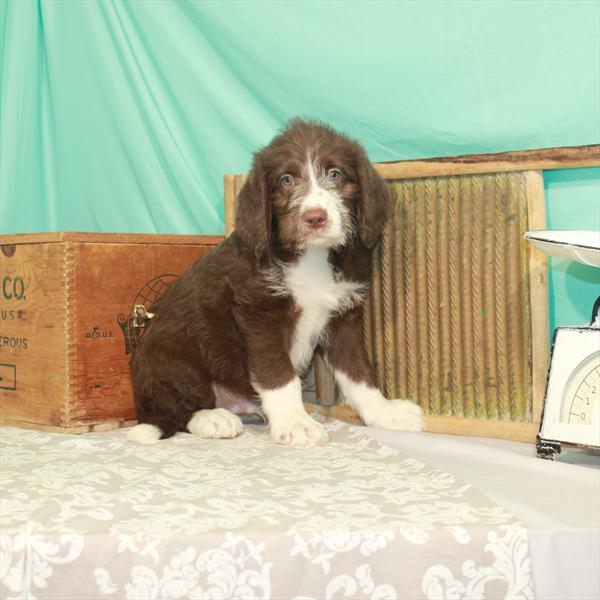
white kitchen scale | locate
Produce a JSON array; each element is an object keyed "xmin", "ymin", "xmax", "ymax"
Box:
[{"xmin": 524, "ymin": 230, "xmax": 600, "ymax": 460}]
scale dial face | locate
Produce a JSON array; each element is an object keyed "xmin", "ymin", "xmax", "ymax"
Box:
[
  {"xmin": 540, "ymin": 327, "xmax": 600, "ymax": 448},
  {"xmin": 560, "ymin": 352, "xmax": 600, "ymax": 425}
]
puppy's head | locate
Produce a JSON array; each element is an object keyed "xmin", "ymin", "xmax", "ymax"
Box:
[{"xmin": 235, "ymin": 119, "xmax": 391, "ymax": 259}]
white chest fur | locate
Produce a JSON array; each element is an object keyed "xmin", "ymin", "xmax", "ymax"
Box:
[{"xmin": 283, "ymin": 248, "xmax": 364, "ymax": 372}]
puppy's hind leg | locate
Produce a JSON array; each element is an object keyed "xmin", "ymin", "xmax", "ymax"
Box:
[
  {"xmin": 186, "ymin": 408, "xmax": 243, "ymax": 439},
  {"xmin": 127, "ymin": 415, "xmax": 178, "ymax": 444},
  {"xmin": 130, "ymin": 325, "xmax": 246, "ymax": 442}
]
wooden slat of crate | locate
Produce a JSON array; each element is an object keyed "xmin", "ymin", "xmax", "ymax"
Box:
[
  {"xmin": 306, "ymin": 404, "xmax": 539, "ymax": 443},
  {"xmin": 0, "ymin": 242, "xmax": 68, "ymax": 427},
  {"xmin": 373, "ymin": 144, "xmax": 600, "ymax": 179},
  {"xmin": 1, "ymin": 232, "xmax": 223, "ymax": 246},
  {"xmin": 525, "ymin": 172, "xmax": 550, "ymax": 426}
]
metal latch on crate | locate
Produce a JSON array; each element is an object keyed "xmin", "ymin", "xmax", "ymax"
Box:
[{"xmin": 132, "ymin": 305, "xmax": 155, "ymax": 328}]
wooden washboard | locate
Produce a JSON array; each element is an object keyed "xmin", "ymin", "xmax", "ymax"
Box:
[{"xmin": 224, "ymin": 145, "xmax": 600, "ymax": 442}]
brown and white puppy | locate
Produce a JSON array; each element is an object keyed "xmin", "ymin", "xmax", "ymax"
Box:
[{"xmin": 128, "ymin": 119, "xmax": 424, "ymax": 447}]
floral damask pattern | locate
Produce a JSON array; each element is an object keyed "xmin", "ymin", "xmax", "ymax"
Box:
[
  {"xmin": 94, "ymin": 534, "xmax": 272, "ymax": 600},
  {"xmin": 0, "ymin": 529, "xmax": 84, "ymax": 599},
  {"xmin": 0, "ymin": 421, "xmax": 534, "ymax": 599},
  {"xmin": 422, "ymin": 525, "xmax": 533, "ymax": 600}
]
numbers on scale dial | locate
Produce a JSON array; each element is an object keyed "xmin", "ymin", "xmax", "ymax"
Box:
[{"xmin": 562, "ymin": 355, "xmax": 600, "ymax": 425}]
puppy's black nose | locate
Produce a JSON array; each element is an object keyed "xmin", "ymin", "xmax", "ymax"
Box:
[{"xmin": 302, "ymin": 208, "xmax": 328, "ymax": 230}]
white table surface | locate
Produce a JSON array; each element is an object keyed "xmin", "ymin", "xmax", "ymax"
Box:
[
  {"xmin": 362, "ymin": 427, "xmax": 600, "ymax": 600},
  {"xmin": 1, "ymin": 422, "xmax": 598, "ymax": 599}
]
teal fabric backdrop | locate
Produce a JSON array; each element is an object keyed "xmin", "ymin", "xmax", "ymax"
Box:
[{"xmin": 1, "ymin": 0, "xmax": 599, "ymax": 331}]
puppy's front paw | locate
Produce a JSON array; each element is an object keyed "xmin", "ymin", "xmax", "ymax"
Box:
[
  {"xmin": 269, "ymin": 411, "xmax": 329, "ymax": 448},
  {"xmin": 362, "ymin": 399, "xmax": 424, "ymax": 432}
]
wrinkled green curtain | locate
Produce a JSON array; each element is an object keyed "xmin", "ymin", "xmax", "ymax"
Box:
[{"xmin": 1, "ymin": 0, "xmax": 599, "ymax": 328}]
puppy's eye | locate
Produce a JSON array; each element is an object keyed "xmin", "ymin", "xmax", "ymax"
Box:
[
  {"xmin": 328, "ymin": 169, "xmax": 342, "ymax": 181},
  {"xmin": 280, "ymin": 174, "xmax": 295, "ymax": 187}
]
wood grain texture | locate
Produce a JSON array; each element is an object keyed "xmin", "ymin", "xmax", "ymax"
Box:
[
  {"xmin": 524, "ymin": 171, "xmax": 550, "ymax": 426},
  {"xmin": 0, "ymin": 243, "xmax": 68, "ymax": 427},
  {"xmin": 308, "ymin": 404, "xmax": 538, "ymax": 443},
  {"xmin": 0, "ymin": 232, "xmax": 223, "ymax": 246},
  {"xmin": 223, "ymin": 174, "xmax": 248, "ymax": 236},
  {"xmin": 0, "ymin": 419, "xmax": 93, "ymax": 434},
  {"xmin": 64, "ymin": 242, "xmax": 79, "ymax": 426},
  {"xmin": 1, "ymin": 236, "xmax": 223, "ymax": 432},
  {"xmin": 223, "ymin": 175, "xmax": 237, "ymax": 237},
  {"xmin": 374, "ymin": 144, "xmax": 600, "ymax": 179},
  {"xmin": 69, "ymin": 241, "xmax": 219, "ymax": 423}
]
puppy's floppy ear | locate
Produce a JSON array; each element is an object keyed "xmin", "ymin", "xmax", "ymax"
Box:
[
  {"xmin": 235, "ymin": 155, "xmax": 271, "ymax": 259},
  {"xmin": 355, "ymin": 147, "xmax": 392, "ymax": 248}
]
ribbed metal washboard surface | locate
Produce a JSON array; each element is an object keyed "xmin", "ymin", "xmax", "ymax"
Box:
[{"xmin": 363, "ymin": 173, "xmax": 533, "ymax": 421}]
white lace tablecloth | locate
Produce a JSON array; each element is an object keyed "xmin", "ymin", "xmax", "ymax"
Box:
[{"xmin": 0, "ymin": 420, "xmax": 533, "ymax": 600}]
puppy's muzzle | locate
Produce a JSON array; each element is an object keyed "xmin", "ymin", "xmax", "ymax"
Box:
[{"xmin": 302, "ymin": 208, "xmax": 329, "ymax": 231}]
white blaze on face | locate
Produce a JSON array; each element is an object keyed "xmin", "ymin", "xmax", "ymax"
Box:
[{"xmin": 298, "ymin": 154, "xmax": 348, "ymax": 248}]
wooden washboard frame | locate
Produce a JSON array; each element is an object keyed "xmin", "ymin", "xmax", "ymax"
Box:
[{"xmin": 224, "ymin": 144, "xmax": 600, "ymax": 442}]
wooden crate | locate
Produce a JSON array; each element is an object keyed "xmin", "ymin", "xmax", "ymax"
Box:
[
  {"xmin": 224, "ymin": 144, "xmax": 600, "ymax": 442},
  {"xmin": 0, "ymin": 232, "xmax": 222, "ymax": 433}
]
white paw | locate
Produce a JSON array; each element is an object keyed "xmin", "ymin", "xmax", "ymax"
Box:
[
  {"xmin": 362, "ymin": 399, "xmax": 424, "ymax": 432},
  {"xmin": 187, "ymin": 408, "xmax": 243, "ymax": 439},
  {"xmin": 127, "ymin": 423, "xmax": 162, "ymax": 444},
  {"xmin": 269, "ymin": 411, "xmax": 329, "ymax": 448}
]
